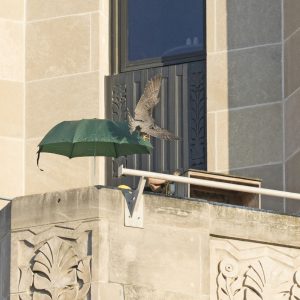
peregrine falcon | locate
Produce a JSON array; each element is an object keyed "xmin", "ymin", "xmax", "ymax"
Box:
[{"xmin": 127, "ymin": 74, "xmax": 179, "ymax": 140}]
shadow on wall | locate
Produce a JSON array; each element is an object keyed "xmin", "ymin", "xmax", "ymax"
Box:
[
  {"xmin": 283, "ymin": 0, "xmax": 300, "ymax": 214},
  {"xmin": 224, "ymin": 0, "xmax": 287, "ymax": 213}
]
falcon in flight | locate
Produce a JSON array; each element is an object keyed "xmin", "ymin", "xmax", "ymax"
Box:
[{"xmin": 127, "ymin": 74, "xmax": 179, "ymax": 141}]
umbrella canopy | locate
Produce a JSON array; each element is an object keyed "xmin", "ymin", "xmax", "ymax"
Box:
[{"xmin": 37, "ymin": 119, "xmax": 152, "ymax": 167}]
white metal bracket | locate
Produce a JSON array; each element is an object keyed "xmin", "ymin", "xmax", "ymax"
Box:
[
  {"xmin": 122, "ymin": 177, "xmax": 146, "ymax": 228},
  {"xmin": 118, "ymin": 165, "xmax": 146, "ymax": 228}
]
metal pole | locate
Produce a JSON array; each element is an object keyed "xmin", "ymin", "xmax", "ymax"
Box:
[{"xmin": 119, "ymin": 165, "xmax": 300, "ymax": 201}]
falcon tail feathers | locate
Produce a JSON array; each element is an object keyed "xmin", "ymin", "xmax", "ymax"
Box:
[{"xmin": 145, "ymin": 125, "xmax": 180, "ymax": 141}]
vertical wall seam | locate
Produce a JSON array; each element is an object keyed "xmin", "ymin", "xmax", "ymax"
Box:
[
  {"xmin": 23, "ymin": 0, "xmax": 27, "ymax": 195},
  {"xmin": 215, "ymin": 112, "xmax": 218, "ymax": 171},
  {"xmin": 281, "ymin": 0, "xmax": 286, "ymax": 212},
  {"xmin": 98, "ymin": 0, "xmax": 110, "ymax": 185},
  {"xmin": 214, "ymin": 0, "xmax": 217, "ymax": 52},
  {"xmin": 89, "ymin": 10, "xmax": 95, "ymax": 186},
  {"xmin": 89, "ymin": 13, "xmax": 92, "ymax": 72}
]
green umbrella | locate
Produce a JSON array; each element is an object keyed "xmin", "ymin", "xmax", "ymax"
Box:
[{"xmin": 37, "ymin": 119, "xmax": 152, "ymax": 168}]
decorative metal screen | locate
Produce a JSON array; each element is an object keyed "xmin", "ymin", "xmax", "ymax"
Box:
[{"xmin": 105, "ymin": 61, "xmax": 206, "ymax": 187}]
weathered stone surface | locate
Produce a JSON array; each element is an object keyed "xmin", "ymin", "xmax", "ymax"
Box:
[
  {"xmin": 124, "ymin": 285, "xmax": 200, "ymax": 300},
  {"xmin": 0, "ymin": 200, "xmax": 9, "ymax": 210},
  {"xmin": 209, "ymin": 204, "xmax": 300, "ymax": 248},
  {"xmin": 0, "ymin": 80, "xmax": 23, "ymax": 138},
  {"xmin": 0, "ymin": 19, "xmax": 24, "ymax": 81},
  {"xmin": 230, "ymin": 163, "xmax": 284, "ymax": 212},
  {"xmin": 284, "ymin": 0, "xmax": 300, "ymax": 38},
  {"xmin": 144, "ymin": 193, "xmax": 209, "ymax": 229},
  {"xmin": 206, "ymin": 0, "xmax": 215, "ymax": 53},
  {"xmin": 0, "ymin": 0, "xmax": 24, "ymax": 20},
  {"xmin": 0, "ymin": 203, "xmax": 11, "ymax": 300},
  {"xmin": 26, "ymin": 15, "xmax": 90, "ymax": 80},
  {"xmin": 27, "ymin": 0, "xmax": 99, "ymax": 20},
  {"xmin": 217, "ymin": 103, "xmax": 283, "ymax": 170},
  {"xmin": 208, "ymin": 45, "xmax": 282, "ymax": 111},
  {"xmin": 285, "ymin": 30, "xmax": 300, "ymax": 97},
  {"xmin": 5, "ymin": 187, "xmax": 300, "ymax": 299},
  {"xmin": 207, "ymin": 112, "xmax": 216, "ymax": 171},
  {"xmin": 228, "ymin": 45, "xmax": 282, "ymax": 108},
  {"xmin": 13, "ymin": 187, "xmax": 124, "ymax": 228},
  {"xmin": 216, "ymin": 0, "xmax": 281, "ymax": 51},
  {"xmin": 285, "ymin": 88, "xmax": 300, "ymax": 158},
  {"xmin": 91, "ymin": 13, "xmax": 99, "ymax": 71},
  {"xmin": 109, "ymin": 223, "xmax": 202, "ymax": 297},
  {"xmin": 91, "ymin": 282, "xmax": 124, "ymax": 300},
  {"xmin": 0, "ymin": 203, "xmax": 10, "ymax": 240},
  {"xmin": 286, "ymin": 150, "xmax": 300, "ymax": 215},
  {"xmin": 26, "ymin": 72, "xmax": 99, "ymax": 139},
  {"xmin": 12, "ymin": 187, "xmax": 99, "ymax": 229},
  {"xmin": 206, "ymin": 52, "xmax": 228, "ymax": 112},
  {"xmin": 0, "ymin": 138, "xmax": 23, "ymax": 198},
  {"xmin": 98, "ymin": 188, "xmax": 124, "ymax": 224},
  {"xmin": 0, "ymin": 233, "xmax": 10, "ymax": 300}
]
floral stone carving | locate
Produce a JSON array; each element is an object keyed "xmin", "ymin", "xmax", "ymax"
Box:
[
  {"xmin": 290, "ymin": 270, "xmax": 300, "ymax": 300},
  {"xmin": 25, "ymin": 237, "xmax": 91, "ymax": 300},
  {"xmin": 217, "ymin": 258, "xmax": 294, "ymax": 300}
]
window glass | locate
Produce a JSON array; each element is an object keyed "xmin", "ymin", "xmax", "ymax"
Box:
[{"xmin": 127, "ymin": 0, "xmax": 204, "ymax": 62}]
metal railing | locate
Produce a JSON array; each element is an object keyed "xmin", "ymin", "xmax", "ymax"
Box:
[{"xmin": 118, "ymin": 165, "xmax": 300, "ymax": 201}]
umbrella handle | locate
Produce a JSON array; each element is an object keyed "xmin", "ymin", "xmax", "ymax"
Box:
[
  {"xmin": 36, "ymin": 149, "xmax": 44, "ymax": 171},
  {"xmin": 93, "ymin": 155, "xmax": 96, "ymax": 185}
]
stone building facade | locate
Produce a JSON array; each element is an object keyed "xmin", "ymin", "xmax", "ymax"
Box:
[
  {"xmin": 0, "ymin": 0, "xmax": 109, "ymax": 198},
  {"xmin": 1, "ymin": 0, "xmax": 299, "ymax": 215},
  {"xmin": 207, "ymin": 0, "xmax": 300, "ymax": 213},
  {"xmin": 1, "ymin": 187, "xmax": 300, "ymax": 299},
  {"xmin": 1, "ymin": 2, "xmax": 300, "ymax": 299}
]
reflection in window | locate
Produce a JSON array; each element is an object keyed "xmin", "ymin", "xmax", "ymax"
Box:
[{"xmin": 127, "ymin": 0, "xmax": 204, "ymax": 62}]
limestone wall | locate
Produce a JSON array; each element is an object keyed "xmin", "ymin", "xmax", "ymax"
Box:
[
  {"xmin": 284, "ymin": 0, "xmax": 300, "ymax": 214},
  {"xmin": 4, "ymin": 187, "xmax": 300, "ymax": 299},
  {"xmin": 0, "ymin": 0, "xmax": 110, "ymax": 198},
  {"xmin": 0, "ymin": 1, "xmax": 25, "ymax": 199},
  {"xmin": 206, "ymin": 0, "xmax": 284, "ymax": 212}
]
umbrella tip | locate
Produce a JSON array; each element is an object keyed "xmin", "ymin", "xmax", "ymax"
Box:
[{"xmin": 118, "ymin": 164, "xmax": 124, "ymax": 178}]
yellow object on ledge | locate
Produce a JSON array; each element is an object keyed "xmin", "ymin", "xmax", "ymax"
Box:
[{"xmin": 118, "ymin": 185, "xmax": 131, "ymax": 190}]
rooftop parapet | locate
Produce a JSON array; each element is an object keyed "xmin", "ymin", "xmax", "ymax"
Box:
[{"xmin": 0, "ymin": 186, "xmax": 297, "ymax": 299}]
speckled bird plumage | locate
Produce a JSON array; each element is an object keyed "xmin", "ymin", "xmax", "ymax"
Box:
[{"xmin": 127, "ymin": 74, "xmax": 179, "ymax": 140}]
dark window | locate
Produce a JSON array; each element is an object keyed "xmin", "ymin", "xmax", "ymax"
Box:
[
  {"xmin": 120, "ymin": 0, "xmax": 205, "ymax": 71},
  {"xmin": 108, "ymin": 0, "xmax": 207, "ymax": 185}
]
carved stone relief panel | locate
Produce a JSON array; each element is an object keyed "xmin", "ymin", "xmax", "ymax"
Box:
[
  {"xmin": 112, "ymin": 83, "xmax": 127, "ymax": 122},
  {"xmin": 188, "ymin": 61, "xmax": 206, "ymax": 170},
  {"xmin": 11, "ymin": 220, "xmax": 101, "ymax": 300},
  {"xmin": 211, "ymin": 237, "xmax": 300, "ymax": 300}
]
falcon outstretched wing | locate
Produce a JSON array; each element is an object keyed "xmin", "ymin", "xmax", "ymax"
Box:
[
  {"xmin": 143, "ymin": 124, "xmax": 180, "ymax": 141},
  {"xmin": 134, "ymin": 74, "xmax": 162, "ymax": 121}
]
